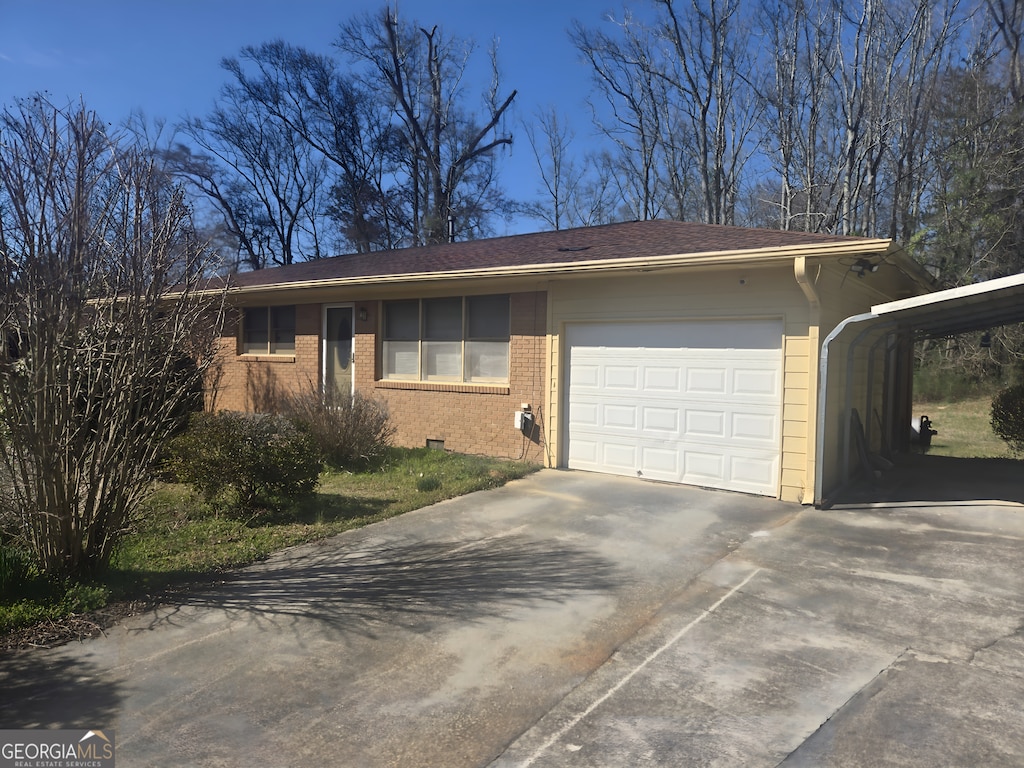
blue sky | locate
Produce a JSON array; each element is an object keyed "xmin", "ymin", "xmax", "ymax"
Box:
[{"xmin": 0, "ymin": 0, "xmax": 612, "ymax": 232}]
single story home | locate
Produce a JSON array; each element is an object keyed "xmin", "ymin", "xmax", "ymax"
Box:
[{"xmin": 206, "ymin": 220, "xmax": 934, "ymax": 504}]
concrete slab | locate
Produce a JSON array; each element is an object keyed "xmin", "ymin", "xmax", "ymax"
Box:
[
  {"xmin": 780, "ymin": 650, "xmax": 1024, "ymax": 767},
  {"xmin": 831, "ymin": 452, "xmax": 1024, "ymax": 506},
  {"xmin": 2, "ymin": 466, "xmax": 1023, "ymax": 767},
  {"xmin": 492, "ymin": 488, "xmax": 1024, "ymax": 768},
  {"xmin": 0, "ymin": 471, "xmax": 793, "ymax": 766}
]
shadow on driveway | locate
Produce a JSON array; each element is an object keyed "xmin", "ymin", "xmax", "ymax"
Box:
[
  {"xmin": 833, "ymin": 453, "xmax": 1024, "ymax": 506},
  {"xmin": 0, "ymin": 653, "xmax": 122, "ymax": 729},
  {"xmin": 137, "ymin": 533, "xmax": 622, "ymax": 638}
]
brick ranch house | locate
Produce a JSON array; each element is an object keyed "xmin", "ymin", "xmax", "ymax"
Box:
[{"xmin": 203, "ymin": 220, "xmax": 932, "ymax": 504}]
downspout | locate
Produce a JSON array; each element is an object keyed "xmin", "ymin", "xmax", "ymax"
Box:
[{"xmin": 794, "ymin": 257, "xmax": 821, "ymax": 505}]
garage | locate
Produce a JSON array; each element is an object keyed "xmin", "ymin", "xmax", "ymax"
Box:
[{"xmin": 565, "ymin": 319, "xmax": 783, "ymax": 496}]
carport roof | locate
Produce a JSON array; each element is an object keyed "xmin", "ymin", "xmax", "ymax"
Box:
[{"xmin": 870, "ymin": 272, "xmax": 1024, "ymax": 338}]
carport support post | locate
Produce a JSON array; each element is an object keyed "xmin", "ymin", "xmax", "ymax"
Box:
[
  {"xmin": 890, "ymin": 330, "xmax": 915, "ymax": 453},
  {"xmin": 880, "ymin": 331, "xmax": 908, "ymax": 459}
]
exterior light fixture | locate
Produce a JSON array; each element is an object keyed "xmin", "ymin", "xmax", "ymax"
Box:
[
  {"xmin": 850, "ymin": 258, "xmax": 879, "ymax": 278},
  {"xmin": 359, "ymin": 307, "xmax": 368, "ymax": 322}
]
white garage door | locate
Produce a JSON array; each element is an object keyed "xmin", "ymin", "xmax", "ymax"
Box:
[{"xmin": 566, "ymin": 319, "xmax": 782, "ymax": 496}]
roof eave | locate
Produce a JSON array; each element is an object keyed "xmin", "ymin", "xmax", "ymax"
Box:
[
  {"xmin": 203, "ymin": 238, "xmax": 894, "ymax": 299},
  {"xmin": 881, "ymin": 241, "xmax": 936, "ymax": 292}
]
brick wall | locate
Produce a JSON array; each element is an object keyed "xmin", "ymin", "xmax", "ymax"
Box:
[
  {"xmin": 362, "ymin": 292, "xmax": 547, "ymax": 463},
  {"xmin": 210, "ymin": 291, "xmax": 548, "ymax": 464},
  {"xmin": 209, "ymin": 304, "xmax": 320, "ymax": 412}
]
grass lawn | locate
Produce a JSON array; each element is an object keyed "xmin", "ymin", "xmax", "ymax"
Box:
[
  {"xmin": 913, "ymin": 396, "xmax": 1013, "ymax": 459},
  {"xmin": 1, "ymin": 448, "xmax": 539, "ymax": 642}
]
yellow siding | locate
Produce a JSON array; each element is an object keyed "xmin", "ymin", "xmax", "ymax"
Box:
[
  {"xmin": 784, "ymin": 337, "xmax": 811, "ymax": 359},
  {"xmin": 781, "ymin": 468, "xmax": 805, "ymax": 492},
  {"xmin": 783, "ymin": 419, "xmax": 807, "ymax": 437},
  {"xmin": 785, "ymin": 367, "xmax": 810, "ymax": 391},
  {"xmin": 783, "ymin": 435, "xmax": 808, "ymax": 456},
  {"xmin": 784, "ymin": 351, "xmax": 810, "ymax": 374},
  {"xmin": 784, "ymin": 387, "xmax": 810, "ymax": 406}
]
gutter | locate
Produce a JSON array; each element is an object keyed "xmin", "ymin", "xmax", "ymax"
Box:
[{"xmin": 178, "ymin": 239, "xmax": 895, "ymax": 301}]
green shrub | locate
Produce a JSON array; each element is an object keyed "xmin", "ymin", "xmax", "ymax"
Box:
[
  {"xmin": 416, "ymin": 475, "xmax": 442, "ymax": 492},
  {"xmin": 992, "ymin": 384, "xmax": 1024, "ymax": 456},
  {"xmin": 283, "ymin": 387, "xmax": 396, "ymax": 471},
  {"xmin": 164, "ymin": 412, "xmax": 322, "ymax": 511},
  {"xmin": 0, "ymin": 579, "xmax": 109, "ymax": 633},
  {"xmin": 1, "ymin": 541, "xmax": 109, "ymax": 632},
  {"xmin": 55, "ymin": 581, "xmax": 109, "ymax": 614},
  {"xmin": 914, "ymin": 364, "xmax": 1004, "ymax": 403}
]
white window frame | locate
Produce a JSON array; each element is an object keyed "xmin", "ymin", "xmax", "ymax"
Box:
[{"xmin": 381, "ymin": 295, "xmax": 510, "ymax": 383}]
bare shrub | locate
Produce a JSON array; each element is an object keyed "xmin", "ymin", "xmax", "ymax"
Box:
[
  {"xmin": 0, "ymin": 98, "xmax": 225, "ymax": 578},
  {"xmin": 283, "ymin": 384, "xmax": 395, "ymax": 471}
]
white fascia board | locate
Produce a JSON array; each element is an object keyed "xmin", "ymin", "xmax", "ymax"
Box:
[
  {"xmin": 217, "ymin": 239, "xmax": 893, "ymax": 299},
  {"xmin": 871, "ymin": 273, "xmax": 1024, "ymax": 315}
]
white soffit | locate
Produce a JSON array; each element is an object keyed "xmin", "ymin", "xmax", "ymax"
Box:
[{"xmin": 871, "ymin": 273, "xmax": 1024, "ymax": 338}]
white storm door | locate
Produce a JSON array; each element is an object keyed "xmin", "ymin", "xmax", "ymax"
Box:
[{"xmin": 323, "ymin": 305, "xmax": 354, "ymax": 398}]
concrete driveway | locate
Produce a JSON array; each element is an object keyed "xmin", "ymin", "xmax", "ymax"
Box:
[{"xmin": 2, "ymin": 466, "xmax": 1024, "ymax": 767}]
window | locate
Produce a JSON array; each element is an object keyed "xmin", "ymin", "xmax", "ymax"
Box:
[
  {"xmin": 382, "ymin": 295, "xmax": 510, "ymax": 382},
  {"xmin": 242, "ymin": 306, "xmax": 295, "ymax": 355}
]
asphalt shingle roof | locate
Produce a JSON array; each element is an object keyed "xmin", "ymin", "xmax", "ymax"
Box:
[{"xmin": 225, "ymin": 220, "xmax": 880, "ymax": 289}]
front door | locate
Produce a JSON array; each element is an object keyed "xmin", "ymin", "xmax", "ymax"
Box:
[{"xmin": 323, "ymin": 305, "xmax": 354, "ymax": 398}]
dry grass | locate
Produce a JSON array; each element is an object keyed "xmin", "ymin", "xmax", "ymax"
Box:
[{"xmin": 913, "ymin": 396, "xmax": 1013, "ymax": 459}]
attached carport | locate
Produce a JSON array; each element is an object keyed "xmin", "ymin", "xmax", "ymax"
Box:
[{"xmin": 815, "ymin": 272, "xmax": 1024, "ymax": 506}]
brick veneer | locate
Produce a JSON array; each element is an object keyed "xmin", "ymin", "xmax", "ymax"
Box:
[
  {"xmin": 209, "ymin": 292, "xmax": 548, "ymax": 464},
  {"xmin": 208, "ymin": 305, "xmax": 321, "ymax": 412}
]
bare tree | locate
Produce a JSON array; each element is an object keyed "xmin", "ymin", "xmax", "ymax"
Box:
[
  {"xmin": 829, "ymin": 0, "xmax": 937, "ymax": 235},
  {"xmin": 523, "ymin": 108, "xmax": 589, "ymax": 230},
  {"xmin": 988, "ymin": 0, "xmax": 1024, "ymax": 100},
  {"xmin": 213, "ymin": 41, "xmax": 401, "ymax": 254},
  {"xmin": 522, "ymin": 107, "xmax": 622, "ymax": 229},
  {"xmin": 571, "ymin": 1, "xmax": 761, "ymax": 225},
  {"xmin": 657, "ymin": 0, "xmax": 764, "ymax": 225},
  {"xmin": 173, "ymin": 68, "xmax": 329, "ymax": 270},
  {"xmin": 756, "ymin": 0, "xmax": 840, "ymax": 231},
  {"xmin": 571, "ymin": 12, "xmax": 669, "ymax": 222},
  {"xmin": 0, "ymin": 98, "xmax": 225, "ymax": 578},
  {"xmin": 885, "ymin": 0, "xmax": 965, "ymax": 241},
  {"xmin": 752, "ymin": 0, "xmax": 966, "ymax": 239},
  {"xmin": 337, "ymin": 7, "xmax": 517, "ymax": 244}
]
